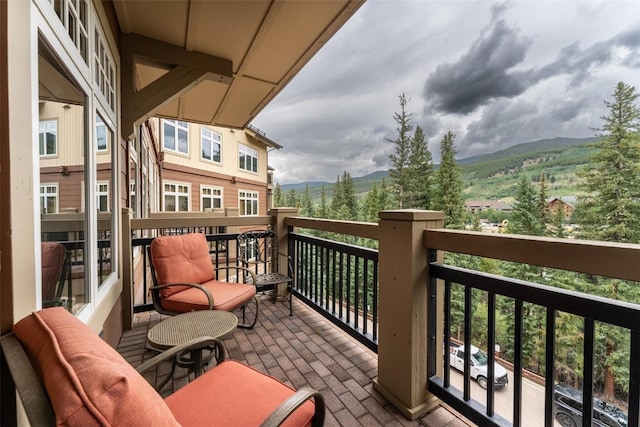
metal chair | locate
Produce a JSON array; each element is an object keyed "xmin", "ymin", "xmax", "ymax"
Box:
[
  {"xmin": 237, "ymin": 229, "xmax": 294, "ymax": 316},
  {"xmin": 148, "ymin": 233, "xmax": 260, "ymax": 329}
]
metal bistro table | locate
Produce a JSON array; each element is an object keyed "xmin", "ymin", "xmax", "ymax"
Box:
[{"xmin": 147, "ymin": 310, "xmax": 238, "ymax": 388}]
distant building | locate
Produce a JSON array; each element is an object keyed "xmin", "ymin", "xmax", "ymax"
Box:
[
  {"xmin": 547, "ymin": 196, "xmax": 576, "ymax": 219},
  {"xmin": 465, "ymin": 200, "xmax": 513, "ymax": 215}
]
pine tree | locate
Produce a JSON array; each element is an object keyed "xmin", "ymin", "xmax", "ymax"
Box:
[
  {"xmin": 318, "ymin": 187, "xmax": 328, "ymax": 219},
  {"xmin": 577, "ymin": 81, "xmax": 640, "ymax": 244},
  {"xmin": 509, "ymin": 174, "xmax": 544, "ymax": 236},
  {"xmin": 551, "ymin": 202, "xmax": 566, "ymax": 238},
  {"xmin": 286, "ymin": 188, "xmax": 298, "ymax": 208},
  {"xmin": 273, "ymin": 183, "xmax": 283, "ymax": 207},
  {"xmin": 537, "ymin": 172, "xmax": 550, "ymax": 234},
  {"xmin": 575, "ymin": 81, "xmax": 640, "ymax": 400},
  {"xmin": 433, "ymin": 131, "xmax": 465, "ymax": 229},
  {"xmin": 300, "ymin": 185, "xmax": 314, "ymax": 217},
  {"xmin": 405, "ymin": 125, "xmax": 434, "ymax": 209},
  {"xmin": 387, "ymin": 93, "xmax": 413, "ymax": 208}
]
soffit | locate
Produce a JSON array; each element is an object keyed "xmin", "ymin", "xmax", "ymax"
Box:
[{"xmin": 113, "ymin": 0, "xmax": 365, "ymax": 132}]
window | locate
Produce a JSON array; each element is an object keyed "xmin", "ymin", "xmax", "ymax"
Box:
[
  {"xmin": 239, "ymin": 190, "xmax": 258, "ymax": 216},
  {"xmin": 39, "ymin": 120, "xmax": 57, "ymax": 156},
  {"xmin": 96, "ymin": 115, "xmax": 107, "ymax": 152},
  {"xmin": 94, "ymin": 29, "xmax": 115, "ymax": 111},
  {"xmin": 239, "ymin": 144, "xmax": 258, "ymax": 173},
  {"xmin": 163, "ymin": 120, "xmax": 189, "ymax": 154},
  {"xmin": 201, "ymin": 186, "xmax": 222, "ymax": 210},
  {"xmin": 96, "ymin": 182, "xmax": 109, "ymax": 212},
  {"xmin": 40, "ymin": 184, "xmax": 58, "ymax": 214},
  {"xmin": 164, "ymin": 182, "xmax": 190, "ymax": 212},
  {"xmin": 52, "ymin": 0, "xmax": 89, "ymax": 62},
  {"xmin": 201, "ymin": 128, "xmax": 222, "ymax": 163}
]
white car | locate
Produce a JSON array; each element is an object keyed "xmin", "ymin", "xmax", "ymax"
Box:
[{"xmin": 450, "ymin": 344, "xmax": 509, "ymax": 389}]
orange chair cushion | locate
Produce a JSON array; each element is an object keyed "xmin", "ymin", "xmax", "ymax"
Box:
[
  {"xmin": 150, "ymin": 233, "xmax": 216, "ymax": 298},
  {"xmin": 165, "ymin": 360, "xmax": 315, "ymax": 427},
  {"xmin": 161, "ymin": 280, "xmax": 257, "ymax": 313},
  {"xmin": 13, "ymin": 307, "xmax": 179, "ymax": 427},
  {"xmin": 41, "ymin": 242, "xmax": 66, "ymax": 300}
]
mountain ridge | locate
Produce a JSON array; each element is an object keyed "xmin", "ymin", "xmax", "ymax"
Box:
[{"xmin": 279, "ymin": 136, "xmax": 601, "ymax": 201}]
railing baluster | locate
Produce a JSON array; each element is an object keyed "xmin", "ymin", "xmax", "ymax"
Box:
[
  {"xmin": 582, "ymin": 318, "xmax": 594, "ymax": 427},
  {"xmin": 630, "ymin": 330, "xmax": 640, "ymax": 427},
  {"xmin": 464, "ymin": 285, "xmax": 472, "ymax": 402},
  {"xmin": 544, "ymin": 307, "xmax": 555, "ymax": 427},
  {"xmin": 487, "ymin": 291, "xmax": 495, "ymax": 417},
  {"xmin": 443, "ymin": 279, "xmax": 451, "ymax": 388},
  {"xmin": 513, "ymin": 299, "xmax": 523, "ymax": 427}
]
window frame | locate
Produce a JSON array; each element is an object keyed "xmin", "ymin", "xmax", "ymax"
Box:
[
  {"xmin": 238, "ymin": 143, "xmax": 258, "ymax": 173},
  {"xmin": 163, "ymin": 119, "xmax": 189, "ymax": 155},
  {"xmin": 239, "ymin": 190, "xmax": 259, "ymax": 216},
  {"xmin": 201, "ymin": 128, "xmax": 222, "ymax": 164},
  {"xmin": 40, "ymin": 183, "xmax": 59, "ymax": 214},
  {"xmin": 164, "ymin": 181, "xmax": 191, "ymax": 212},
  {"xmin": 96, "ymin": 181, "xmax": 109, "ymax": 212},
  {"xmin": 39, "ymin": 119, "xmax": 58, "ymax": 157},
  {"xmin": 201, "ymin": 185, "xmax": 223, "ymax": 211}
]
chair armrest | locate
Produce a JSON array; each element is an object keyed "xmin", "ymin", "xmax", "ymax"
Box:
[
  {"xmin": 149, "ymin": 283, "xmax": 215, "ymax": 309},
  {"xmin": 259, "ymin": 387, "xmax": 326, "ymax": 427},
  {"xmin": 135, "ymin": 336, "xmax": 227, "ymax": 374},
  {"xmin": 213, "ymin": 265, "xmax": 258, "ymax": 286}
]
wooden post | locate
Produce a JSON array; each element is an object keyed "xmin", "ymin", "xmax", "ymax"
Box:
[{"xmin": 373, "ymin": 209, "xmax": 444, "ymax": 419}]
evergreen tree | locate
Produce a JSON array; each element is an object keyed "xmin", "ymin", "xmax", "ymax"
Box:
[
  {"xmin": 286, "ymin": 188, "xmax": 298, "ymax": 208},
  {"xmin": 551, "ymin": 203, "xmax": 566, "ymax": 238},
  {"xmin": 329, "ymin": 172, "xmax": 358, "ymax": 221},
  {"xmin": 405, "ymin": 125, "xmax": 434, "ymax": 209},
  {"xmin": 509, "ymin": 174, "xmax": 544, "ymax": 236},
  {"xmin": 433, "ymin": 131, "xmax": 465, "ymax": 229},
  {"xmin": 575, "ymin": 82, "xmax": 640, "ymax": 400},
  {"xmin": 387, "ymin": 93, "xmax": 414, "ymax": 208},
  {"xmin": 577, "ymin": 81, "xmax": 640, "ymax": 244},
  {"xmin": 318, "ymin": 187, "xmax": 328, "ymax": 219},
  {"xmin": 341, "ymin": 171, "xmax": 358, "ymax": 220},
  {"xmin": 537, "ymin": 172, "xmax": 550, "ymax": 234},
  {"xmin": 362, "ymin": 184, "xmax": 380, "ymax": 223},
  {"xmin": 300, "ymin": 185, "xmax": 314, "ymax": 217},
  {"xmin": 378, "ymin": 179, "xmax": 393, "ymax": 210},
  {"xmin": 273, "ymin": 183, "xmax": 284, "ymax": 207}
]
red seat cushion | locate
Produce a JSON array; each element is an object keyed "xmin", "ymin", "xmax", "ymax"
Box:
[
  {"xmin": 150, "ymin": 233, "xmax": 217, "ymax": 298},
  {"xmin": 162, "ymin": 280, "xmax": 257, "ymax": 312},
  {"xmin": 165, "ymin": 360, "xmax": 315, "ymax": 427},
  {"xmin": 41, "ymin": 242, "xmax": 66, "ymax": 300},
  {"xmin": 13, "ymin": 307, "xmax": 179, "ymax": 427}
]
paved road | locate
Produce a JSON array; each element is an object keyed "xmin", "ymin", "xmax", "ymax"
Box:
[{"xmin": 449, "ymin": 368, "xmax": 561, "ymax": 426}]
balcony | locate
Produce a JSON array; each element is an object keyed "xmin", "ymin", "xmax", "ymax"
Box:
[{"xmin": 115, "ymin": 208, "xmax": 640, "ymax": 426}]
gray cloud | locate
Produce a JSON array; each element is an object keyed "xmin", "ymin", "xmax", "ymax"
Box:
[
  {"xmin": 253, "ymin": 1, "xmax": 640, "ymax": 185},
  {"xmin": 423, "ymin": 8, "xmax": 533, "ymax": 115}
]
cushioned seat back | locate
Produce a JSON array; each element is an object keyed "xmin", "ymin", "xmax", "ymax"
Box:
[
  {"xmin": 150, "ymin": 233, "xmax": 217, "ymax": 298},
  {"xmin": 13, "ymin": 307, "xmax": 179, "ymax": 427},
  {"xmin": 41, "ymin": 242, "xmax": 66, "ymax": 300}
]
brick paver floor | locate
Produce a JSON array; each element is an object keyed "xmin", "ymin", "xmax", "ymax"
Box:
[{"xmin": 116, "ymin": 295, "xmax": 472, "ymax": 427}]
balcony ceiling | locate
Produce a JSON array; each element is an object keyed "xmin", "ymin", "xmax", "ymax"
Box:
[{"xmin": 113, "ymin": 0, "xmax": 364, "ymax": 138}]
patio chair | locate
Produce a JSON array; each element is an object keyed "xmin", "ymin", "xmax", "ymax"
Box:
[
  {"xmin": 237, "ymin": 229, "xmax": 294, "ymax": 315},
  {"xmin": 3, "ymin": 307, "xmax": 326, "ymax": 426},
  {"xmin": 41, "ymin": 242, "xmax": 70, "ymax": 309},
  {"xmin": 149, "ymin": 233, "xmax": 260, "ymax": 329}
]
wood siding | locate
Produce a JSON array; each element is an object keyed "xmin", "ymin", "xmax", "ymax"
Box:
[{"xmin": 161, "ymin": 164, "xmax": 267, "ymax": 214}]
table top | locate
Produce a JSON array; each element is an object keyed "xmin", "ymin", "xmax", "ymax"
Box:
[{"xmin": 147, "ymin": 310, "xmax": 238, "ymax": 350}]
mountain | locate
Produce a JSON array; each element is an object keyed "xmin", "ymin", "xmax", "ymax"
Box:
[{"xmin": 279, "ymin": 136, "xmax": 601, "ymax": 202}]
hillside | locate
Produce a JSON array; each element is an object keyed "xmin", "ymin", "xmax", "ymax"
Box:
[{"xmin": 280, "ymin": 136, "xmax": 601, "ymax": 203}]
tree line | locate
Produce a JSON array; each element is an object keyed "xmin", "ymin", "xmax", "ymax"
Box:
[{"xmin": 274, "ymin": 82, "xmax": 640, "ymax": 403}]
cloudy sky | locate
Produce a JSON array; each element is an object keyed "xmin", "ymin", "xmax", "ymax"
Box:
[{"xmin": 252, "ymin": 0, "xmax": 640, "ymax": 185}]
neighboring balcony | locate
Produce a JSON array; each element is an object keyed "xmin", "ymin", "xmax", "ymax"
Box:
[{"xmin": 114, "ymin": 208, "xmax": 640, "ymax": 426}]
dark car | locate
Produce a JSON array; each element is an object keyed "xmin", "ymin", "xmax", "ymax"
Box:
[{"xmin": 553, "ymin": 383, "xmax": 628, "ymax": 427}]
